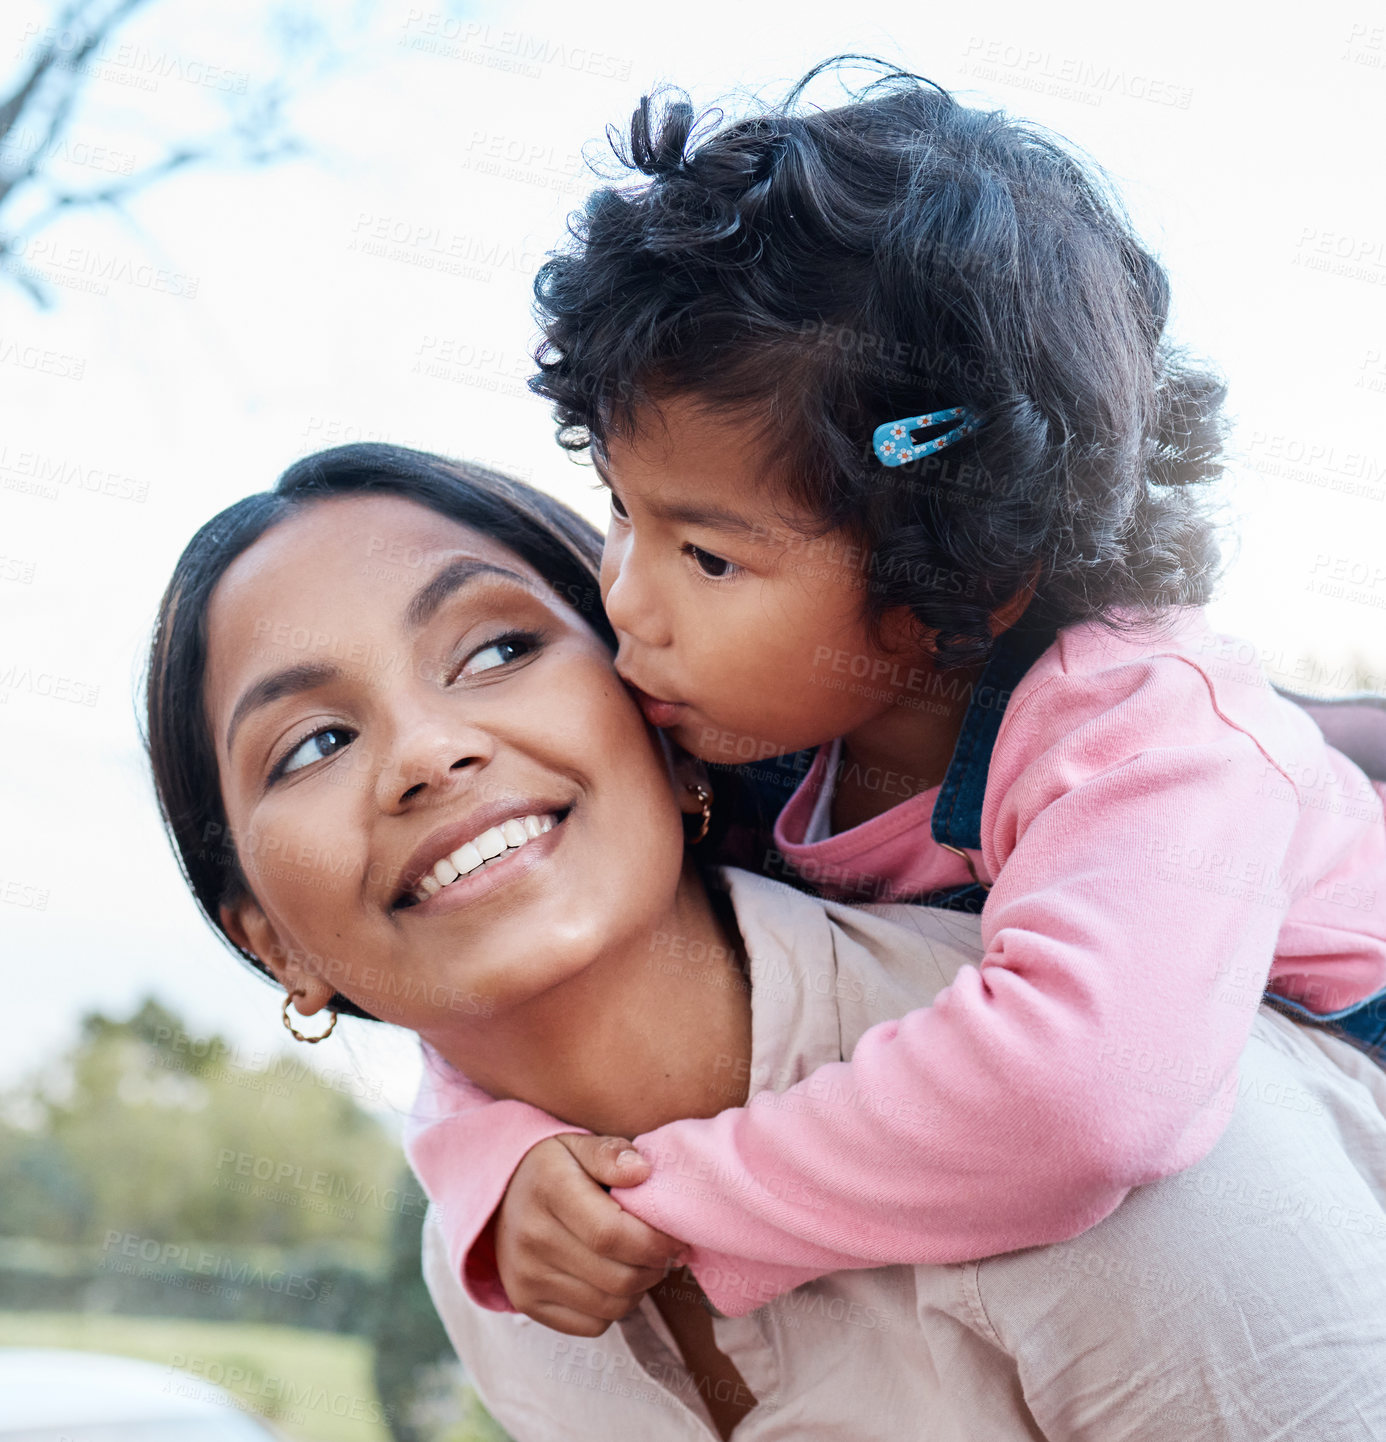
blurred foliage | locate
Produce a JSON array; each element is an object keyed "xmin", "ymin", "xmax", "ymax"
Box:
[
  {"xmin": 0, "ymin": 996, "xmax": 510, "ymax": 1441},
  {"xmin": 0, "ymin": 996, "xmax": 401, "ymax": 1251},
  {"xmin": 372, "ymin": 1165, "xmax": 457, "ymax": 1442},
  {"xmin": 372, "ymin": 1179, "xmax": 511, "ymax": 1442}
]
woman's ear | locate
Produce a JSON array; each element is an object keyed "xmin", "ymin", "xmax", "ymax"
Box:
[
  {"xmin": 668, "ymin": 746, "xmax": 713, "ymax": 821},
  {"xmin": 220, "ymin": 896, "xmax": 336, "ymax": 1015}
]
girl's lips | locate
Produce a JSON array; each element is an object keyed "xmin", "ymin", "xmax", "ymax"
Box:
[
  {"xmin": 629, "ymin": 685, "xmax": 687, "ymax": 729},
  {"xmin": 397, "ymin": 811, "xmax": 568, "ymax": 919}
]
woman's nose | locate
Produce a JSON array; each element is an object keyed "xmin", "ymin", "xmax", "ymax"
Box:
[
  {"xmin": 600, "ymin": 526, "xmax": 671, "ymax": 649},
  {"xmin": 375, "ymin": 707, "xmax": 494, "ymax": 813}
]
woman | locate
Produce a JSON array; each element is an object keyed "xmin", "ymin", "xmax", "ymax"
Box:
[{"xmin": 145, "ymin": 443, "xmax": 1386, "ymax": 1440}]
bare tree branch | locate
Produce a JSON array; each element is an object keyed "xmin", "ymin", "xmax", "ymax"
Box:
[{"xmin": 0, "ymin": 0, "xmax": 323, "ymax": 305}]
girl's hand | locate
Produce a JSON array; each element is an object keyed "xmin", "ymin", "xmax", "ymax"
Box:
[{"xmin": 494, "ymin": 1134, "xmax": 687, "ymax": 1336}]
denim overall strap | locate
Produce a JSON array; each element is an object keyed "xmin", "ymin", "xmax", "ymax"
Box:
[
  {"xmin": 931, "ymin": 617, "xmax": 1059, "ymax": 854},
  {"xmin": 916, "ymin": 615, "xmax": 1058, "ymax": 913},
  {"xmin": 1269, "ymin": 986, "xmax": 1386, "ymax": 1068},
  {"xmin": 1333, "ymin": 994, "xmax": 1386, "ymax": 1062}
]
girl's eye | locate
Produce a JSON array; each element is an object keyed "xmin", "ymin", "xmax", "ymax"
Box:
[
  {"xmin": 274, "ymin": 726, "xmax": 354, "ymax": 781},
  {"xmin": 684, "ymin": 543, "xmax": 738, "ymax": 580},
  {"xmin": 609, "ymin": 492, "xmax": 629, "ymax": 521},
  {"xmin": 459, "ymin": 630, "xmax": 540, "ymax": 677}
]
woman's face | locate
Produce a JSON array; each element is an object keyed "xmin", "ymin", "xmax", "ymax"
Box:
[{"xmin": 204, "ymin": 493, "xmax": 688, "ymax": 1036}]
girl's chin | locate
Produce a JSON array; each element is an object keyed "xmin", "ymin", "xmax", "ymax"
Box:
[{"xmin": 677, "ymin": 718, "xmax": 794, "ymax": 766}]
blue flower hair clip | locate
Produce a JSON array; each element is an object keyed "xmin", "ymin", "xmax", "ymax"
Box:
[{"xmin": 872, "ymin": 407, "xmax": 981, "ymax": 467}]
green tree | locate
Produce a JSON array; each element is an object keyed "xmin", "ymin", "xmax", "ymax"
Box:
[
  {"xmin": 370, "ymin": 1169, "xmax": 511, "ymax": 1442},
  {"xmin": 4, "ymin": 995, "xmax": 403, "ymax": 1254}
]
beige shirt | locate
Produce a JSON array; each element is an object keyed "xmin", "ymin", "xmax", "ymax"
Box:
[{"xmin": 423, "ymin": 869, "xmax": 1386, "ymax": 1440}]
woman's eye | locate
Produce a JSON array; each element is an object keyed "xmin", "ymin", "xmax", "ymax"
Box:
[
  {"xmin": 685, "ymin": 544, "xmax": 737, "ymax": 579},
  {"xmin": 276, "ymin": 726, "xmax": 353, "ymax": 779},
  {"xmin": 460, "ymin": 631, "xmax": 538, "ymax": 676}
]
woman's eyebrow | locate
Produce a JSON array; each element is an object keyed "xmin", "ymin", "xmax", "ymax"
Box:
[
  {"xmin": 225, "ymin": 661, "xmax": 339, "ymax": 753},
  {"xmin": 405, "ymin": 557, "xmax": 528, "ymax": 630}
]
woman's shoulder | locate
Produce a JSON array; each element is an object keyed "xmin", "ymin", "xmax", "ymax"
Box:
[
  {"xmin": 967, "ymin": 1001, "xmax": 1386, "ymax": 1435},
  {"xmin": 714, "ymin": 867, "xmax": 985, "ymax": 1045},
  {"xmin": 716, "ymin": 866, "xmax": 981, "ymax": 951}
]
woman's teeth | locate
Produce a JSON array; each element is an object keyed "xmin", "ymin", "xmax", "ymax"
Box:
[{"xmin": 412, "ymin": 813, "xmax": 556, "ymax": 903}]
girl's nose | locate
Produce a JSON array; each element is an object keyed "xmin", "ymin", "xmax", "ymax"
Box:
[{"xmin": 601, "ymin": 527, "xmax": 671, "ymax": 650}]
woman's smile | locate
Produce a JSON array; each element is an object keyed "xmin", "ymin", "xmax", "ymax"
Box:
[{"xmin": 395, "ymin": 805, "xmax": 571, "ymax": 915}]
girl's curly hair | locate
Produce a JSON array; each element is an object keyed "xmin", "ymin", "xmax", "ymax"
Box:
[{"xmin": 531, "ymin": 56, "xmax": 1227, "ymax": 665}]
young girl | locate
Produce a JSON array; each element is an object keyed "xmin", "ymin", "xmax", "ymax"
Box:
[{"xmin": 404, "ymin": 59, "xmax": 1386, "ymax": 1329}]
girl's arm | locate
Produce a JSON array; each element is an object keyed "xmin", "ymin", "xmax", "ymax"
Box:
[
  {"xmin": 404, "ymin": 1048, "xmax": 683, "ymax": 1319},
  {"xmin": 610, "ymin": 656, "xmax": 1375, "ymax": 1317},
  {"xmin": 403, "ymin": 1048, "xmax": 586, "ymax": 1309}
]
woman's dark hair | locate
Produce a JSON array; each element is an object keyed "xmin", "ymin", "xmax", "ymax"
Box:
[
  {"xmin": 532, "ymin": 55, "xmax": 1227, "ymax": 665},
  {"xmin": 143, "ymin": 443, "xmax": 614, "ymax": 1019}
]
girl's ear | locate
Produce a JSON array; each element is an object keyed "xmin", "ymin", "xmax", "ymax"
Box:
[
  {"xmin": 220, "ymin": 897, "xmax": 336, "ymax": 1015},
  {"xmin": 987, "ymin": 564, "xmax": 1041, "ymax": 636},
  {"xmin": 878, "ymin": 604, "xmax": 939, "ymax": 660}
]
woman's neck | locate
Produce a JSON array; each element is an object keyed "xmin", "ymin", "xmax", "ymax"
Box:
[{"xmin": 422, "ymin": 864, "xmax": 753, "ymax": 1136}]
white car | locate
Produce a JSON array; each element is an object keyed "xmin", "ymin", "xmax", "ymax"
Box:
[{"xmin": 0, "ymin": 1348, "xmax": 283, "ymax": 1441}]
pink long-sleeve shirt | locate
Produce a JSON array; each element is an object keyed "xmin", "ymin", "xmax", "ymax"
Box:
[{"xmin": 404, "ymin": 607, "xmax": 1386, "ymax": 1318}]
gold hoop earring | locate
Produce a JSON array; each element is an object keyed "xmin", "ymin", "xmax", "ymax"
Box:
[
  {"xmin": 282, "ymin": 988, "xmax": 338, "ymax": 1044},
  {"xmin": 684, "ymin": 782, "xmax": 712, "ymax": 846}
]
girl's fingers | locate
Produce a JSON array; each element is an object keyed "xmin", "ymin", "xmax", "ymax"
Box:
[
  {"xmin": 555, "ymin": 1132, "xmax": 652, "ymax": 1188},
  {"xmin": 543, "ymin": 1145, "xmax": 686, "ymax": 1268},
  {"xmin": 534, "ymin": 1272, "xmax": 648, "ymax": 1323},
  {"xmin": 523, "ymin": 1210, "xmax": 670, "ymax": 1296},
  {"xmin": 523, "ymin": 1302, "xmax": 619, "ymax": 1339}
]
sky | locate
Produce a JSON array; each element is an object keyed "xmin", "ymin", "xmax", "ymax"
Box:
[{"xmin": 2, "ymin": 0, "xmax": 1384, "ymax": 1120}]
